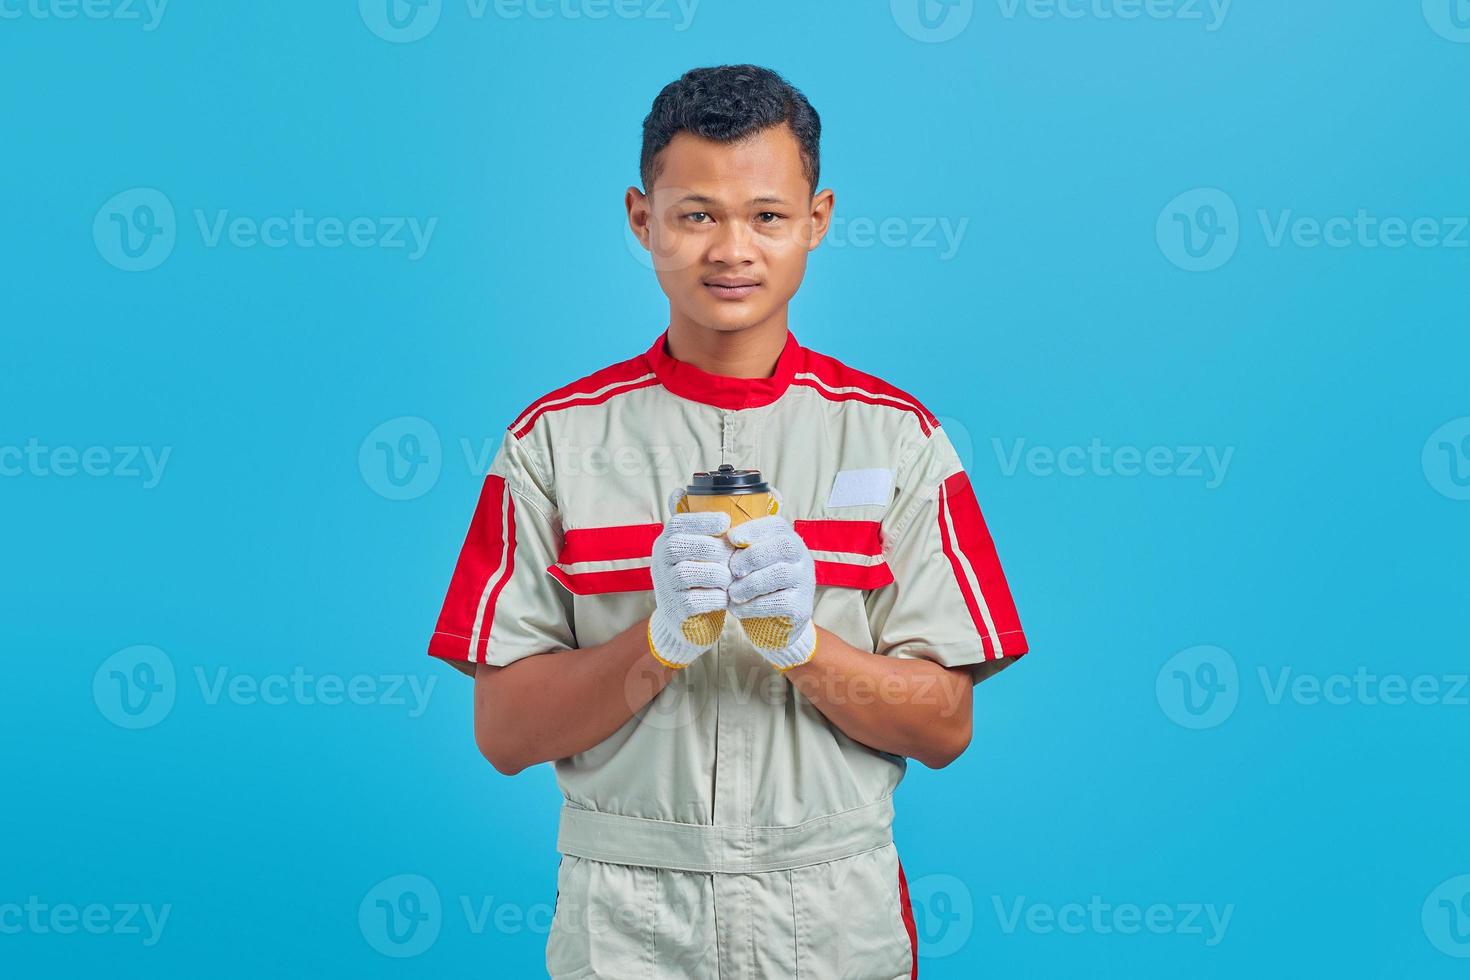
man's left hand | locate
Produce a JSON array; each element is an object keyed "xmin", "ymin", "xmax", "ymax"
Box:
[{"xmin": 726, "ymin": 508, "xmax": 818, "ymax": 672}]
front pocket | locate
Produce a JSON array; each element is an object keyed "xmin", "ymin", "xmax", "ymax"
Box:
[
  {"xmin": 544, "ymin": 856, "xmax": 593, "ymax": 979},
  {"xmin": 545, "ymin": 856, "xmax": 660, "ymax": 980},
  {"xmin": 792, "ymin": 846, "xmax": 915, "ymax": 979}
]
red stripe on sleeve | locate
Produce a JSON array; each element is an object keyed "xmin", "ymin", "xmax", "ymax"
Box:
[
  {"xmin": 936, "ymin": 481, "xmax": 993, "ymax": 657},
  {"xmin": 941, "ymin": 471, "xmax": 1026, "ymax": 657},
  {"xmin": 476, "ymin": 493, "xmax": 518, "ymax": 660},
  {"xmin": 429, "ymin": 475, "xmax": 508, "ymax": 663}
]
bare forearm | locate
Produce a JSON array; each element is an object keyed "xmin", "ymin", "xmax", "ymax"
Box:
[
  {"xmin": 783, "ymin": 626, "xmax": 973, "ymax": 768},
  {"xmin": 473, "ymin": 617, "xmax": 676, "ymax": 774}
]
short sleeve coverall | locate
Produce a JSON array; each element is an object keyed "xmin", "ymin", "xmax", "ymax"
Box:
[{"xmin": 429, "ymin": 328, "xmax": 1029, "ymax": 979}]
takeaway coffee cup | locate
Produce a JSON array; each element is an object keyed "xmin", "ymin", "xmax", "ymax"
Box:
[
  {"xmin": 674, "ymin": 464, "xmax": 782, "ymax": 641},
  {"xmin": 674, "ymin": 463, "xmax": 779, "ymax": 528}
]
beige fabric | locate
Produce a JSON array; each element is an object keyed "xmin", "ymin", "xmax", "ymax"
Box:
[
  {"xmin": 428, "ymin": 328, "xmax": 1029, "ymax": 975},
  {"xmin": 547, "ymin": 844, "xmax": 915, "ymax": 980}
]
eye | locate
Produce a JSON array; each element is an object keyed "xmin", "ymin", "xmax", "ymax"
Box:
[
  {"xmin": 684, "ymin": 211, "xmax": 711, "ymax": 223},
  {"xmin": 756, "ymin": 212, "xmax": 783, "ymax": 224}
]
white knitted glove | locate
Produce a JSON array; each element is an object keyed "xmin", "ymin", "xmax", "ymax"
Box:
[
  {"xmin": 647, "ymin": 487, "xmax": 737, "ymax": 669},
  {"xmin": 726, "ymin": 499, "xmax": 818, "ymax": 672}
]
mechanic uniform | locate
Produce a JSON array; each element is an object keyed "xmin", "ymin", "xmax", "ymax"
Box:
[{"xmin": 428, "ymin": 328, "xmax": 1029, "ymax": 979}]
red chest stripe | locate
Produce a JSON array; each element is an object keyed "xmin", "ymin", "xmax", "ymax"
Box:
[
  {"xmin": 791, "ymin": 519, "xmax": 883, "ymax": 555},
  {"xmin": 811, "ymin": 559, "xmax": 894, "ymax": 589},
  {"xmin": 547, "ymin": 564, "xmax": 653, "ymax": 595},
  {"xmin": 559, "ymin": 523, "xmax": 664, "ymax": 564},
  {"xmin": 550, "ymin": 518, "xmax": 891, "ymax": 593}
]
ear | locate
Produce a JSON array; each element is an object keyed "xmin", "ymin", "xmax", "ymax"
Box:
[
  {"xmin": 626, "ymin": 186, "xmax": 652, "ymax": 250},
  {"xmin": 804, "ymin": 189, "xmax": 835, "ymax": 252}
]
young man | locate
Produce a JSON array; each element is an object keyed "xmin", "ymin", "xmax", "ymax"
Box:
[{"xmin": 428, "ymin": 65, "xmax": 1028, "ymax": 979}]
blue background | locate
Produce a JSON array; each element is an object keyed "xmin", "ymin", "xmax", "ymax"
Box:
[{"xmin": 4, "ymin": 1, "xmax": 1468, "ymax": 976}]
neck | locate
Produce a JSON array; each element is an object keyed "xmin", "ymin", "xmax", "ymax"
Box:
[{"xmin": 665, "ymin": 309, "xmax": 789, "ymax": 379}]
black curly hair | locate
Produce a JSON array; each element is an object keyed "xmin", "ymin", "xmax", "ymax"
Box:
[{"xmin": 639, "ymin": 65, "xmax": 821, "ymax": 196}]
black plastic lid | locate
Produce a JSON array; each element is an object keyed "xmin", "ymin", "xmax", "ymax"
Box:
[{"xmin": 685, "ymin": 464, "xmax": 769, "ymax": 495}]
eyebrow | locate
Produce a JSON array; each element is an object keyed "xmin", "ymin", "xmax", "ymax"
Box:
[{"xmin": 673, "ymin": 194, "xmax": 789, "ymax": 207}]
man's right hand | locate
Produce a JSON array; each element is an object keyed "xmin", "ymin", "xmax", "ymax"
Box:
[{"xmin": 647, "ymin": 487, "xmax": 736, "ymax": 669}]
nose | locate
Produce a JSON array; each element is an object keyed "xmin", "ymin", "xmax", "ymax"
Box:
[{"xmin": 705, "ymin": 218, "xmax": 758, "ymax": 267}]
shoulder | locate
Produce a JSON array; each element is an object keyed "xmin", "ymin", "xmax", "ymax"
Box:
[
  {"xmin": 792, "ymin": 344, "xmax": 942, "ymax": 439},
  {"xmin": 506, "ymin": 350, "xmax": 658, "ymax": 440}
]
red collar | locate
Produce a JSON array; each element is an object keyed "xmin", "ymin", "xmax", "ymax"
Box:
[{"xmin": 643, "ymin": 327, "xmax": 804, "ymax": 410}]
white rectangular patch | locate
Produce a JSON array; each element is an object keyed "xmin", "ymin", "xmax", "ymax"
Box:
[{"xmin": 826, "ymin": 468, "xmax": 895, "ymax": 509}]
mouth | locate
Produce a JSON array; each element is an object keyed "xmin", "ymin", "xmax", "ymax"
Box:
[{"xmin": 703, "ymin": 277, "xmax": 761, "ymax": 301}]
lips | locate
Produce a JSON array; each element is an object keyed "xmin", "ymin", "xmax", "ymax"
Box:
[{"xmin": 703, "ymin": 278, "xmax": 761, "ymax": 300}]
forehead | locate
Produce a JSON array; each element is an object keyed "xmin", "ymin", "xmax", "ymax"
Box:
[{"xmin": 651, "ymin": 124, "xmax": 807, "ymax": 199}]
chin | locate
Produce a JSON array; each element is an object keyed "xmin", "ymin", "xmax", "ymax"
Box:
[{"xmin": 690, "ymin": 302, "xmax": 776, "ymax": 334}]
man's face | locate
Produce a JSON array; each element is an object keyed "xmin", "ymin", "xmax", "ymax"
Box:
[{"xmin": 627, "ymin": 124, "xmax": 833, "ymax": 336}]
